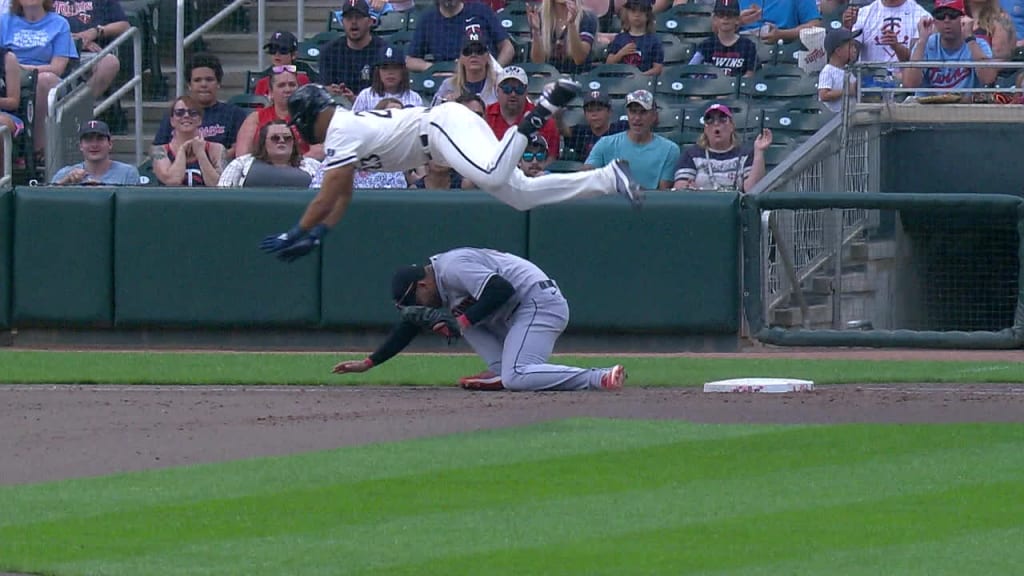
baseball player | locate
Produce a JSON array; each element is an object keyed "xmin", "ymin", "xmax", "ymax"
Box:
[
  {"xmin": 332, "ymin": 247, "xmax": 627, "ymax": 391},
  {"xmin": 259, "ymin": 79, "xmax": 643, "ymax": 262}
]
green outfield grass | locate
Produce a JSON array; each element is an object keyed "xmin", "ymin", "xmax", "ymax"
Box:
[
  {"xmin": 1, "ymin": 419, "xmax": 1022, "ymax": 575},
  {"xmin": 1, "ymin": 350, "xmax": 1023, "ymax": 385}
]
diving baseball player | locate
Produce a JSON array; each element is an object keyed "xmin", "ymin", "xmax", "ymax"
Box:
[
  {"xmin": 332, "ymin": 247, "xmax": 627, "ymax": 391},
  {"xmin": 259, "ymin": 78, "xmax": 643, "ymax": 262}
]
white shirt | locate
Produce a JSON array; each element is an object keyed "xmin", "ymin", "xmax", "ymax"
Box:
[
  {"xmin": 852, "ymin": 0, "xmax": 931, "ymax": 63},
  {"xmin": 321, "ymin": 105, "xmax": 431, "ymax": 173},
  {"xmin": 818, "ymin": 63, "xmax": 850, "ymax": 113}
]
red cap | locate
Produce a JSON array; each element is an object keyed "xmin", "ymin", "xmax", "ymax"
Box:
[
  {"xmin": 932, "ymin": 0, "xmax": 965, "ymax": 15},
  {"xmin": 703, "ymin": 103, "xmax": 733, "ymax": 119}
]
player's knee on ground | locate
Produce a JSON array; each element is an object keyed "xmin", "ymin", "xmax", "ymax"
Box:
[{"xmin": 501, "ymin": 365, "xmax": 536, "ymax": 391}]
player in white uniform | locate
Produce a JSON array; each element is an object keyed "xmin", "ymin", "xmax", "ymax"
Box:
[
  {"xmin": 332, "ymin": 247, "xmax": 627, "ymax": 391},
  {"xmin": 260, "ymin": 81, "xmax": 643, "ymax": 262}
]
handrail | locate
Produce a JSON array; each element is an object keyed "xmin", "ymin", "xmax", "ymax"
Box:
[
  {"xmin": 46, "ymin": 26, "xmax": 145, "ymax": 177},
  {"xmin": 0, "ymin": 125, "xmax": 11, "ymax": 189},
  {"xmin": 745, "ymin": 112, "xmax": 844, "ymax": 197},
  {"xmin": 175, "ymin": 0, "xmax": 253, "ymax": 96},
  {"xmin": 297, "ymin": 0, "xmax": 306, "ymax": 43}
]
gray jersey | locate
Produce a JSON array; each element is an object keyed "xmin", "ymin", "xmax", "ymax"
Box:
[{"xmin": 429, "ymin": 247, "xmax": 548, "ymax": 325}]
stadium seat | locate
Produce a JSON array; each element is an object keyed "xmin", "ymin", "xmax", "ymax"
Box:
[
  {"xmin": 654, "ymin": 103, "xmax": 684, "ymax": 134},
  {"xmin": 387, "ymin": 29, "xmax": 416, "ymax": 52},
  {"xmin": 374, "ymin": 11, "xmax": 411, "ymax": 35},
  {"xmin": 547, "ymin": 159, "xmax": 585, "ymax": 173},
  {"xmin": 11, "ymin": 68, "xmax": 38, "ymax": 184},
  {"xmin": 765, "ymin": 41, "xmax": 803, "ymax": 67},
  {"xmin": 498, "ymin": 12, "xmax": 533, "ymax": 39},
  {"xmin": 410, "ymin": 63, "xmax": 457, "ymax": 100},
  {"xmin": 758, "ymin": 64, "xmax": 808, "ymax": 79},
  {"xmin": 228, "ymin": 94, "xmax": 270, "ymax": 111},
  {"xmin": 659, "ymin": 34, "xmax": 695, "ymax": 66},
  {"xmin": 761, "ymin": 110, "xmax": 832, "ymax": 137},
  {"xmin": 655, "ymin": 11, "xmax": 712, "ymax": 38},
  {"xmin": 136, "ymin": 157, "xmax": 161, "ymax": 186},
  {"xmin": 762, "ymin": 142, "xmax": 795, "ymax": 169},
  {"xmin": 739, "ymin": 74, "xmax": 818, "ymax": 100},
  {"xmin": 575, "ymin": 64, "xmax": 655, "ymax": 99},
  {"xmin": 297, "ymin": 32, "xmax": 343, "ymax": 64},
  {"xmin": 672, "ymin": 2, "xmax": 714, "ymax": 16},
  {"xmin": 245, "ymin": 61, "xmax": 320, "ymax": 94},
  {"xmin": 655, "ymin": 64, "xmax": 738, "ymax": 102}
]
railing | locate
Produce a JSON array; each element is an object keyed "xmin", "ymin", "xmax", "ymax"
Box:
[
  {"xmin": 176, "ymin": 0, "xmax": 267, "ymax": 96},
  {"xmin": 1, "ymin": 125, "xmax": 11, "ymax": 189},
  {"xmin": 46, "ymin": 26, "xmax": 145, "ymax": 181}
]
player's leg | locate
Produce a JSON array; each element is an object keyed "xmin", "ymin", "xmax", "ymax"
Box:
[
  {"xmin": 499, "ymin": 285, "xmax": 620, "ymax": 391},
  {"xmin": 460, "ymin": 325, "xmax": 506, "ymax": 387}
]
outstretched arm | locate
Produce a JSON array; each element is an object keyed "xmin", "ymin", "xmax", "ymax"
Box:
[
  {"xmin": 333, "ymin": 321, "xmax": 420, "ymax": 373},
  {"xmin": 301, "ymin": 163, "xmax": 356, "ymax": 228}
]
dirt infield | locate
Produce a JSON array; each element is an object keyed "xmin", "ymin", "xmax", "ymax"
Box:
[{"xmin": 3, "ymin": 380, "xmax": 1024, "ymax": 486}]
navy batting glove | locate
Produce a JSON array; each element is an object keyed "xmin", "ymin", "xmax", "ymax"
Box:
[
  {"xmin": 260, "ymin": 224, "xmax": 307, "ymax": 255},
  {"xmin": 276, "ymin": 224, "xmax": 329, "ymax": 263}
]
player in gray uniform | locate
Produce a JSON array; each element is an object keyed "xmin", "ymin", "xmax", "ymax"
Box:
[
  {"xmin": 259, "ymin": 80, "xmax": 643, "ymax": 262},
  {"xmin": 332, "ymin": 247, "xmax": 627, "ymax": 391}
]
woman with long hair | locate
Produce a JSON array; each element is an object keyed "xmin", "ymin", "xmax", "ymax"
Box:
[
  {"xmin": 966, "ymin": 0, "xmax": 1016, "ymax": 61},
  {"xmin": 352, "ymin": 46, "xmax": 423, "ymax": 111},
  {"xmin": 528, "ymin": 0, "xmax": 599, "ymax": 74},
  {"xmin": 672, "ymin": 103, "xmax": 771, "ymax": 193},
  {"xmin": 431, "ymin": 37, "xmax": 500, "ymax": 106},
  {"xmin": 153, "ymin": 95, "xmax": 225, "ymax": 187},
  {"xmin": 234, "ymin": 67, "xmax": 323, "ymax": 159},
  {"xmin": 219, "ymin": 120, "xmax": 320, "ymax": 187}
]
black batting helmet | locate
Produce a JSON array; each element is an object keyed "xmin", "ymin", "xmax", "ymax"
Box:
[{"xmin": 288, "ymin": 84, "xmax": 334, "ymax": 145}]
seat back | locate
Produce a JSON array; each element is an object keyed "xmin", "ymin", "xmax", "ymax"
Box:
[
  {"xmin": 655, "ymin": 64, "xmax": 738, "ymax": 101},
  {"xmin": 659, "ymin": 34, "xmax": 695, "ymax": 66},
  {"xmin": 227, "ymin": 94, "xmax": 270, "ymax": 111},
  {"xmin": 739, "ymin": 74, "xmax": 818, "ymax": 99},
  {"xmin": 575, "ymin": 64, "xmax": 655, "ymax": 99},
  {"xmin": 655, "ymin": 11, "xmax": 712, "ymax": 37}
]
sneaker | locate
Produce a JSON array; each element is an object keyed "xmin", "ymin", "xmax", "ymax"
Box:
[
  {"xmin": 458, "ymin": 370, "xmax": 504, "ymax": 391},
  {"xmin": 611, "ymin": 159, "xmax": 644, "ymax": 208},
  {"xmin": 538, "ymin": 78, "xmax": 583, "ymax": 111},
  {"xmin": 599, "ymin": 365, "xmax": 626, "ymax": 390}
]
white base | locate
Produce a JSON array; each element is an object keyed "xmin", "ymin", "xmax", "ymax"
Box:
[{"xmin": 703, "ymin": 377, "xmax": 815, "ymax": 394}]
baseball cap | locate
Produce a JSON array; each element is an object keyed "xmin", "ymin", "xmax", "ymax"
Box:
[
  {"xmin": 498, "ymin": 65, "xmax": 529, "ymax": 86},
  {"xmin": 625, "ymin": 89, "xmax": 654, "ymax": 110},
  {"xmin": 79, "ymin": 119, "xmax": 111, "ymax": 138},
  {"xmin": 376, "ymin": 44, "xmax": 405, "ymax": 66},
  {"xmin": 583, "ymin": 89, "xmax": 611, "ymax": 107},
  {"xmin": 342, "ymin": 0, "xmax": 372, "ymax": 16},
  {"xmin": 703, "ymin": 102, "xmax": 733, "ymax": 119},
  {"xmin": 263, "ymin": 30, "xmax": 298, "ymax": 52},
  {"xmin": 932, "ymin": 0, "xmax": 965, "ymax": 15},
  {"xmin": 463, "ymin": 25, "xmax": 489, "ymax": 49},
  {"xmin": 392, "ymin": 264, "xmax": 426, "ymax": 306},
  {"xmin": 623, "ymin": 0, "xmax": 653, "ymax": 10},
  {"xmin": 824, "ymin": 27, "xmax": 862, "ymax": 57},
  {"xmin": 713, "ymin": 0, "xmax": 740, "ymax": 16},
  {"xmin": 527, "ymin": 134, "xmax": 549, "ymax": 150}
]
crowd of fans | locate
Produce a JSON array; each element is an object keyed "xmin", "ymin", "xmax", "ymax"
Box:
[{"xmin": 5, "ymin": 0, "xmax": 1021, "ymax": 190}]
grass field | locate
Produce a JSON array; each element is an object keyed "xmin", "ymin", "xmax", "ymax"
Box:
[{"xmin": 1, "ymin": 351, "xmax": 1023, "ymax": 575}]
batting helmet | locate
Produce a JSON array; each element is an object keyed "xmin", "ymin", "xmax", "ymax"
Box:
[{"xmin": 288, "ymin": 84, "xmax": 334, "ymax": 145}]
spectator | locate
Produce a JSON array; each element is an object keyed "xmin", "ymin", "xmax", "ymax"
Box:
[
  {"xmin": 234, "ymin": 66, "xmax": 322, "ymax": 159},
  {"xmin": 818, "ymin": 27, "xmax": 861, "ymax": 113},
  {"xmin": 152, "ymin": 95, "xmax": 225, "ymax": 187},
  {"xmin": 528, "ymin": 0, "xmax": 599, "ymax": 74},
  {"xmin": 560, "ymin": 89, "xmax": 627, "ymax": 160},
  {"xmin": 966, "ymin": 0, "xmax": 1016, "ymax": 60},
  {"xmin": 485, "ymin": 66, "xmax": 560, "ymax": 159},
  {"xmin": 0, "ymin": 0, "xmax": 78, "ymax": 159},
  {"xmin": 672, "ymin": 102, "xmax": 771, "ymax": 192},
  {"xmin": 584, "ymin": 89, "xmax": 677, "ymax": 189},
  {"xmin": 319, "ymin": 0, "xmax": 391, "ymax": 102},
  {"xmin": 218, "ymin": 120, "xmax": 320, "ymax": 188},
  {"xmin": 50, "ymin": 120, "xmax": 139, "ymax": 185},
  {"xmin": 354, "ymin": 98, "xmax": 411, "ymax": 188},
  {"xmin": 431, "ymin": 30, "xmax": 500, "ymax": 106},
  {"xmin": 582, "ymin": 0, "xmax": 672, "ymax": 44},
  {"xmin": 738, "ymin": 0, "xmax": 822, "ymax": 44},
  {"xmin": 455, "ymin": 91, "xmax": 487, "ymax": 116},
  {"xmin": 407, "ymin": 0, "xmax": 514, "ymax": 71},
  {"xmin": 352, "ymin": 45, "xmax": 423, "ymax": 111},
  {"xmin": 52, "ymin": 0, "xmax": 128, "ymax": 98},
  {"xmin": 903, "ymin": 0, "xmax": 997, "ymax": 98},
  {"xmin": 606, "ymin": 0, "xmax": 664, "ymax": 76},
  {"xmin": 690, "ymin": 0, "xmax": 759, "ymax": 77},
  {"xmin": 519, "ymin": 134, "xmax": 552, "ymax": 176},
  {"xmin": 0, "ymin": 48, "xmax": 23, "ymax": 170},
  {"xmin": 153, "ymin": 53, "xmax": 248, "ymax": 158},
  {"xmin": 843, "ymin": 0, "xmax": 929, "ymax": 69},
  {"xmin": 253, "ymin": 31, "xmax": 311, "ymax": 97}
]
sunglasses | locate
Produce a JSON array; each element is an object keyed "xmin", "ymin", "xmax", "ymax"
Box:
[
  {"xmin": 500, "ymin": 83, "xmax": 527, "ymax": 95},
  {"xmin": 462, "ymin": 45, "xmax": 487, "ymax": 57},
  {"xmin": 269, "ymin": 133, "xmax": 294, "ymax": 143},
  {"xmin": 704, "ymin": 114, "xmax": 731, "ymax": 125},
  {"xmin": 522, "ymin": 151, "xmax": 547, "ymax": 162},
  {"xmin": 932, "ymin": 10, "xmax": 961, "ymax": 20},
  {"xmin": 172, "ymin": 108, "xmax": 201, "ymax": 118},
  {"xmin": 267, "ymin": 46, "xmax": 293, "ymax": 55},
  {"xmin": 272, "ymin": 64, "xmax": 297, "ymax": 73}
]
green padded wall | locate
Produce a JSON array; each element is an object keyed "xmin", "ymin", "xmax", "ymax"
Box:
[
  {"xmin": 529, "ymin": 192, "xmax": 740, "ymax": 331},
  {"xmin": 115, "ymin": 188, "xmax": 321, "ymax": 326},
  {"xmin": 0, "ymin": 188, "xmax": 10, "ymax": 328},
  {"xmin": 321, "ymin": 190, "xmax": 528, "ymax": 326},
  {"xmin": 13, "ymin": 187, "xmax": 114, "ymax": 326}
]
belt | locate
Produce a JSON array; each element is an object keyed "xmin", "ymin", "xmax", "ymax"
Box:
[{"xmin": 537, "ymin": 280, "xmax": 555, "ymax": 289}]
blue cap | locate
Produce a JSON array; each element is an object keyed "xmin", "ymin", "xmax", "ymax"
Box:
[{"xmin": 376, "ymin": 44, "xmax": 405, "ymax": 66}]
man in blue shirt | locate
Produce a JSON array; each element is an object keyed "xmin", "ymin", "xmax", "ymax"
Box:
[
  {"xmin": 903, "ymin": 0, "xmax": 996, "ymax": 97},
  {"xmin": 406, "ymin": 0, "xmax": 514, "ymax": 71},
  {"xmin": 53, "ymin": 0, "xmax": 129, "ymax": 98},
  {"xmin": 51, "ymin": 120, "xmax": 141, "ymax": 185},
  {"xmin": 583, "ymin": 89, "xmax": 678, "ymax": 190},
  {"xmin": 738, "ymin": 0, "xmax": 822, "ymax": 44}
]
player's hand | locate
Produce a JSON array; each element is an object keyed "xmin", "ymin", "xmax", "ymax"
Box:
[
  {"xmin": 333, "ymin": 358, "xmax": 373, "ymax": 374},
  {"xmin": 261, "ymin": 224, "xmax": 328, "ymax": 262},
  {"xmin": 260, "ymin": 224, "xmax": 307, "ymax": 254}
]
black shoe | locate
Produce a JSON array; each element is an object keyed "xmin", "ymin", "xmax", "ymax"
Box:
[{"xmin": 518, "ymin": 79, "xmax": 582, "ymax": 136}]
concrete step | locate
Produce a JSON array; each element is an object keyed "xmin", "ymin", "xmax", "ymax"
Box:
[
  {"xmin": 771, "ymin": 293, "xmax": 874, "ymax": 329},
  {"xmin": 848, "ymin": 240, "xmax": 897, "ymax": 261},
  {"xmin": 808, "ymin": 269, "xmax": 873, "ymax": 295}
]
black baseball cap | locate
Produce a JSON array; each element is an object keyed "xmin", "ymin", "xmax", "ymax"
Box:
[
  {"xmin": 392, "ymin": 264, "xmax": 426, "ymax": 305},
  {"xmin": 342, "ymin": 0, "xmax": 372, "ymax": 16},
  {"xmin": 583, "ymin": 90, "xmax": 611, "ymax": 107},
  {"xmin": 713, "ymin": 0, "xmax": 740, "ymax": 16},
  {"xmin": 79, "ymin": 119, "xmax": 111, "ymax": 138},
  {"xmin": 825, "ymin": 27, "xmax": 862, "ymax": 57},
  {"xmin": 264, "ymin": 30, "xmax": 298, "ymax": 51}
]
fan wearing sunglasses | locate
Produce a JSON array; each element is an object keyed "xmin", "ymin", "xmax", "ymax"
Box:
[
  {"xmin": 253, "ymin": 30, "xmax": 311, "ymax": 98},
  {"xmin": 519, "ymin": 134, "xmax": 553, "ymax": 177},
  {"xmin": 431, "ymin": 33, "xmax": 501, "ymax": 106},
  {"xmin": 219, "ymin": 120, "xmax": 321, "ymax": 188},
  {"xmin": 234, "ymin": 66, "xmax": 323, "ymax": 160},
  {"xmin": 903, "ymin": 0, "xmax": 996, "ymax": 98},
  {"xmin": 152, "ymin": 95, "xmax": 225, "ymax": 187},
  {"xmin": 484, "ymin": 66, "xmax": 561, "ymax": 161}
]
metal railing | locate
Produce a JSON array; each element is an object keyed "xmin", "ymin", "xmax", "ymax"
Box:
[
  {"xmin": 1, "ymin": 125, "xmax": 11, "ymax": 189},
  {"xmin": 47, "ymin": 26, "xmax": 145, "ymax": 180},
  {"xmin": 175, "ymin": 0, "xmax": 267, "ymax": 96}
]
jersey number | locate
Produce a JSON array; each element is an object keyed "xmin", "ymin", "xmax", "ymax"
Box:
[
  {"xmin": 358, "ymin": 154, "xmax": 383, "ymax": 170},
  {"xmin": 354, "ymin": 110, "xmax": 393, "ymax": 119}
]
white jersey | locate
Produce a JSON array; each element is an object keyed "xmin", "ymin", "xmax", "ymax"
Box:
[
  {"xmin": 852, "ymin": 0, "xmax": 930, "ymax": 64},
  {"xmin": 320, "ymin": 106, "xmax": 431, "ymax": 174},
  {"xmin": 430, "ymin": 247, "xmax": 549, "ymax": 323}
]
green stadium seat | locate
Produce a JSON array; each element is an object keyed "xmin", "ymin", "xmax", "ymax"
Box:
[
  {"xmin": 672, "ymin": 2, "xmax": 714, "ymax": 16},
  {"xmin": 659, "ymin": 34, "xmax": 695, "ymax": 66},
  {"xmin": 758, "ymin": 64, "xmax": 808, "ymax": 79},
  {"xmin": 498, "ymin": 11, "xmax": 533, "ymax": 39},
  {"xmin": 654, "ymin": 103, "xmax": 684, "ymax": 134},
  {"xmin": 297, "ymin": 32, "xmax": 343, "ymax": 64},
  {"xmin": 739, "ymin": 74, "xmax": 818, "ymax": 99},
  {"xmin": 136, "ymin": 157, "xmax": 161, "ymax": 186},
  {"xmin": 575, "ymin": 64, "xmax": 655, "ymax": 99},
  {"xmin": 11, "ymin": 68, "xmax": 38, "ymax": 184},
  {"xmin": 655, "ymin": 64, "xmax": 738, "ymax": 102},
  {"xmin": 547, "ymin": 159, "xmax": 585, "ymax": 173},
  {"xmin": 410, "ymin": 62, "xmax": 457, "ymax": 100},
  {"xmin": 228, "ymin": 94, "xmax": 270, "ymax": 111},
  {"xmin": 764, "ymin": 41, "xmax": 803, "ymax": 67},
  {"xmin": 762, "ymin": 110, "xmax": 832, "ymax": 136},
  {"xmin": 373, "ymin": 11, "xmax": 411, "ymax": 35},
  {"xmin": 655, "ymin": 11, "xmax": 712, "ymax": 38}
]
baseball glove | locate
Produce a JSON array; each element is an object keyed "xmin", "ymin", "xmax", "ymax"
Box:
[{"xmin": 400, "ymin": 306, "xmax": 462, "ymax": 342}]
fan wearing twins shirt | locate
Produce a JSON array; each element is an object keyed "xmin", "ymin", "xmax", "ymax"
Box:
[
  {"xmin": 405, "ymin": 0, "xmax": 514, "ymax": 71},
  {"xmin": 561, "ymin": 90, "xmax": 628, "ymax": 161},
  {"xmin": 605, "ymin": 0, "xmax": 664, "ymax": 75},
  {"xmin": 903, "ymin": 0, "xmax": 997, "ymax": 98},
  {"xmin": 259, "ymin": 82, "xmax": 642, "ymax": 263},
  {"xmin": 689, "ymin": 0, "xmax": 758, "ymax": 77},
  {"xmin": 842, "ymin": 0, "xmax": 930, "ymax": 69},
  {"xmin": 318, "ymin": 0, "xmax": 392, "ymax": 100}
]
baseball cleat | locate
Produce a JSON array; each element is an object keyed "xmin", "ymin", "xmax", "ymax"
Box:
[
  {"xmin": 600, "ymin": 365, "xmax": 626, "ymax": 390},
  {"xmin": 611, "ymin": 159, "xmax": 644, "ymax": 208},
  {"xmin": 459, "ymin": 370, "xmax": 504, "ymax": 391},
  {"xmin": 543, "ymin": 78, "xmax": 583, "ymax": 109}
]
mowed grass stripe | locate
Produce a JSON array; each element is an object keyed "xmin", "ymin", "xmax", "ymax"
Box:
[{"xmin": 2, "ymin": 422, "xmax": 1022, "ymax": 575}]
